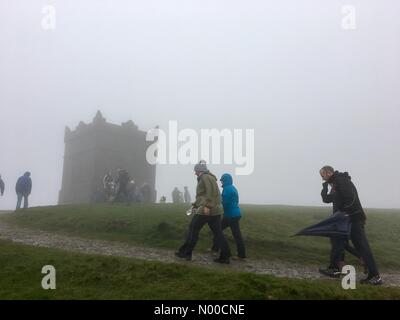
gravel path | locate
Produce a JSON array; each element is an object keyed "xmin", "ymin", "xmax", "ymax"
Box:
[{"xmin": 1, "ymin": 219, "xmax": 399, "ymax": 287}]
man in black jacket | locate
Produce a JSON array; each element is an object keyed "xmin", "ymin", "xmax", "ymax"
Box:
[
  {"xmin": 319, "ymin": 166, "xmax": 382, "ymax": 285},
  {"xmin": 320, "ymin": 181, "xmax": 363, "ymax": 278}
]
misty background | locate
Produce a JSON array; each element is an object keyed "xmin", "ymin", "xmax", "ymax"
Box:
[{"xmin": 0, "ymin": 0, "xmax": 399, "ymax": 210}]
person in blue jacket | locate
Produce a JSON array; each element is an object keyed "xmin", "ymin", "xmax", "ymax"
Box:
[
  {"xmin": 15, "ymin": 171, "xmax": 32, "ymax": 209},
  {"xmin": 211, "ymin": 173, "xmax": 246, "ymax": 259}
]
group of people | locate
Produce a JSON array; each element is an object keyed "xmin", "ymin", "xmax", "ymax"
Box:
[
  {"xmin": 0, "ymin": 172, "xmax": 33, "ymax": 209},
  {"xmin": 99, "ymin": 169, "xmax": 152, "ymax": 204},
  {"xmin": 174, "ymin": 162, "xmax": 382, "ymax": 286},
  {"xmin": 170, "ymin": 186, "xmax": 191, "ymax": 204},
  {"xmin": 1, "ymin": 163, "xmax": 383, "ymax": 286}
]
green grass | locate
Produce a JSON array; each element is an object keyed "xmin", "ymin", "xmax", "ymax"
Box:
[
  {"xmin": 1, "ymin": 204, "xmax": 400, "ymax": 271},
  {"xmin": 1, "ymin": 239, "xmax": 399, "ymax": 300}
]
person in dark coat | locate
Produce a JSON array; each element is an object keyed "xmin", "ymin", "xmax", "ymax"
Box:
[
  {"xmin": 15, "ymin": 171, "xmax": 32, "ymax": 209},
  {"xmin": 319, "ymin": 166, "xmax": 382, "ymax": 285},
  {"xmin": 319, "ymin": 181, "xmax": 363, "ymax": 278},
  {"xmin": 184, "ymin": 186, "xmax": 191, "ymax": 204},
  {"xmin": 0, "ymin": 174, "xmax": 4, "ymax": 196},
  {"xmin": 172, "ymin": 187, "xmax": 183, "ymax": 204},
  {"xmin": 140, "ymin": 183, "xmax": 152, "ymax": 203},
  {"xmin": 113, "ymin": 169, "xmax": 130, "ymax": 203}
]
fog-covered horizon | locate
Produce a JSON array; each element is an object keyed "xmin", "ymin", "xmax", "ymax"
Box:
[{"xmin": 1, "ymin": 0, "xmax": 399, "ymax": 210}]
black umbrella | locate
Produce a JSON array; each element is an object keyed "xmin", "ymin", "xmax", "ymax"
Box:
[{"xmin": 295, "ymin": 211, "xmax": 351, "ymax": 238}]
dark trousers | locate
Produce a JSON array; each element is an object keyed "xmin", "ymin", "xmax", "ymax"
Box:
[
  {"xmin": 350, "ymin": 220, "xmax": 379, "ymax": 277},
  {"xmin": 329, "ymin": 237, "xmax": 360, "ymax": 269},
  {"xmin": 212, "ymin": 216, "xmax": 246, "ymax": 258},
  {"xmin": 16, "ymin": 193, "xmax": 29, "ymax": 209},
  {"xmin": 179, "ymin": 214, "xmax": 231, "ymax": 260}
]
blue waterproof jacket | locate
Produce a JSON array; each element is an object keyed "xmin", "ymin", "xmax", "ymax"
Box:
[{"xmin": 220, "ymin": 173, "xmax": 241, "ymax": 218}]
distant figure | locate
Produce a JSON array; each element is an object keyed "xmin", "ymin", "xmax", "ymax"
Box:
[
  {"xmin": 140, "ymin": 183, "xmax": 152, "ymax": 203},
  {"xmin": 0, "ymin": 174, "xmax": 4, "ymax": 196},
  {"xmin": 172, "ymin": 187, "xmax": 183, "ymax": 204},
  {"xmin": 113, "ymin": 169, "xmax": 130, "ymax": 203},
  {"xmin": 136, "ymin": 189, "xmax": 144, "ymax": 203},
  {"xmin": 159, "ymin": 196, "xmax": 167, "ymax": 204},
  {"xmin": 15, "ymin": 171, "xmax": 32, "ymax": 209},
  {"xmin": 103, "ymin": 171, "xmax": 114, "ymax": 201},
  {"xmin": 128, "ymin": 179, "xmax": 144, "ymax": 202},
  {"xmin": 184, "ymin": 186, "xmax": 191, "ymax": 204},
  {"xmin": 90, "ymin": 187, "xmax": 106, "ymax": 203}
]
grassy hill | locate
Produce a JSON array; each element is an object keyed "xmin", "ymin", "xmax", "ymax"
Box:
[
  {"xmin": 1, "ymin": 239, "xmax": 400, "ymax": 300},
  {"xmin": 2, "ymin": 203, "xmax": 400, "ymax": 271}
]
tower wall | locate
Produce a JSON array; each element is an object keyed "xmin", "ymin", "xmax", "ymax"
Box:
[{"xmin": 58, "ymin": 112, "xmax": 157, "ymax": 204}]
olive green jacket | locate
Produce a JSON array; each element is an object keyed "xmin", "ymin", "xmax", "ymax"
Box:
[{"xmin": 193, "ymin": 172, "xmax": 223, "ymax": 216}]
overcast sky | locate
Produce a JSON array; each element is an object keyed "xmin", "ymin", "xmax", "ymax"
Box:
[{"xmin": 0, "ymin": 0, "xmax": 399, "ymax": 210}]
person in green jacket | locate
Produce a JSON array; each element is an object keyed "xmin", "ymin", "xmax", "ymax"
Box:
[{"xmin": 176, "ymin": 161, "xmax": 231, "ymax": 264}]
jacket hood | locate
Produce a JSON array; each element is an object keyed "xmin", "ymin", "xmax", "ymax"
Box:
[
  {"xmin": 198, "ymin": 171, "xmax": 216, "ymax": 182},
  {"xmin": 220, "ymin": 173, "xmax": 233, "ymax": 187},
  {"xmin": 330, "ymin": 171, "xmax": 351, "ymax": 182}
]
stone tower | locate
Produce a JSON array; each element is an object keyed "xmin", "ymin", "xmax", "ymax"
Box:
[{"xmin": 58, "ymin": 111, "xmax": 156, "ymax": 204}]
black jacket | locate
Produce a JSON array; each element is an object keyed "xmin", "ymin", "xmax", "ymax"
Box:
[{"xmin": 325, "ymin": 171, "xmax": 366, "ymax": 222}]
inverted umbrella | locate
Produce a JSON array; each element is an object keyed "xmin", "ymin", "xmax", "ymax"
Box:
[{"xmin": 295, "ymin": 211, "xmax": 351, "ymax": 238}]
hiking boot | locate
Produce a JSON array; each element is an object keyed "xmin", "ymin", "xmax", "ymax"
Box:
[
  {"xmin": 175, "ymin": 251, "xmax": 192, "ymax": 261},
  {"xmin": 360, "ymin": 275, "xmax": 383, "ymax": 286},
  {"xmin": 214, "ymin": 257, "xmax": 230, "ymax": 264},
  {"xmin": 318, "ymin": 267, "xmax": 341, "ymax": 278},
  {"xmin": 232, "ymin": 256, "xmax": 246, "ymax": 261}
]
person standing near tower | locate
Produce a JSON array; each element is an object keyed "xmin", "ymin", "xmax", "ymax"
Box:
[
  {"xmin": 113, "ymin": 169, "xmax": 130, "ymax": 203},
  {"xmin": 184, "ymin": 186, "xmax": 191, "ymax": 204},
  {"xmin": 103, "ymin": 171, "xmax": 114, "ymax": 201}
]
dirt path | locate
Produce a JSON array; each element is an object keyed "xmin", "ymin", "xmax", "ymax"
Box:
[{"xmin": 1, "ymin": 219, "xmax": 399, "ymax": 287}]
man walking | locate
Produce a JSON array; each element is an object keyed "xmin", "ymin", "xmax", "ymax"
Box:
[
  {"xmin": 176, "ymin": 162, "xmax": 231, "ymax": 264},
  {"xmin": 15, "ymin": 171, "xmax": 32, "ymax": 209},
  {"xmin": 319, "ymin": 180, "xmax": 363, "ymax": 278},
  {"xmin": 319, "ymin": 166, "xmax": 382, "ymax": 285}
]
